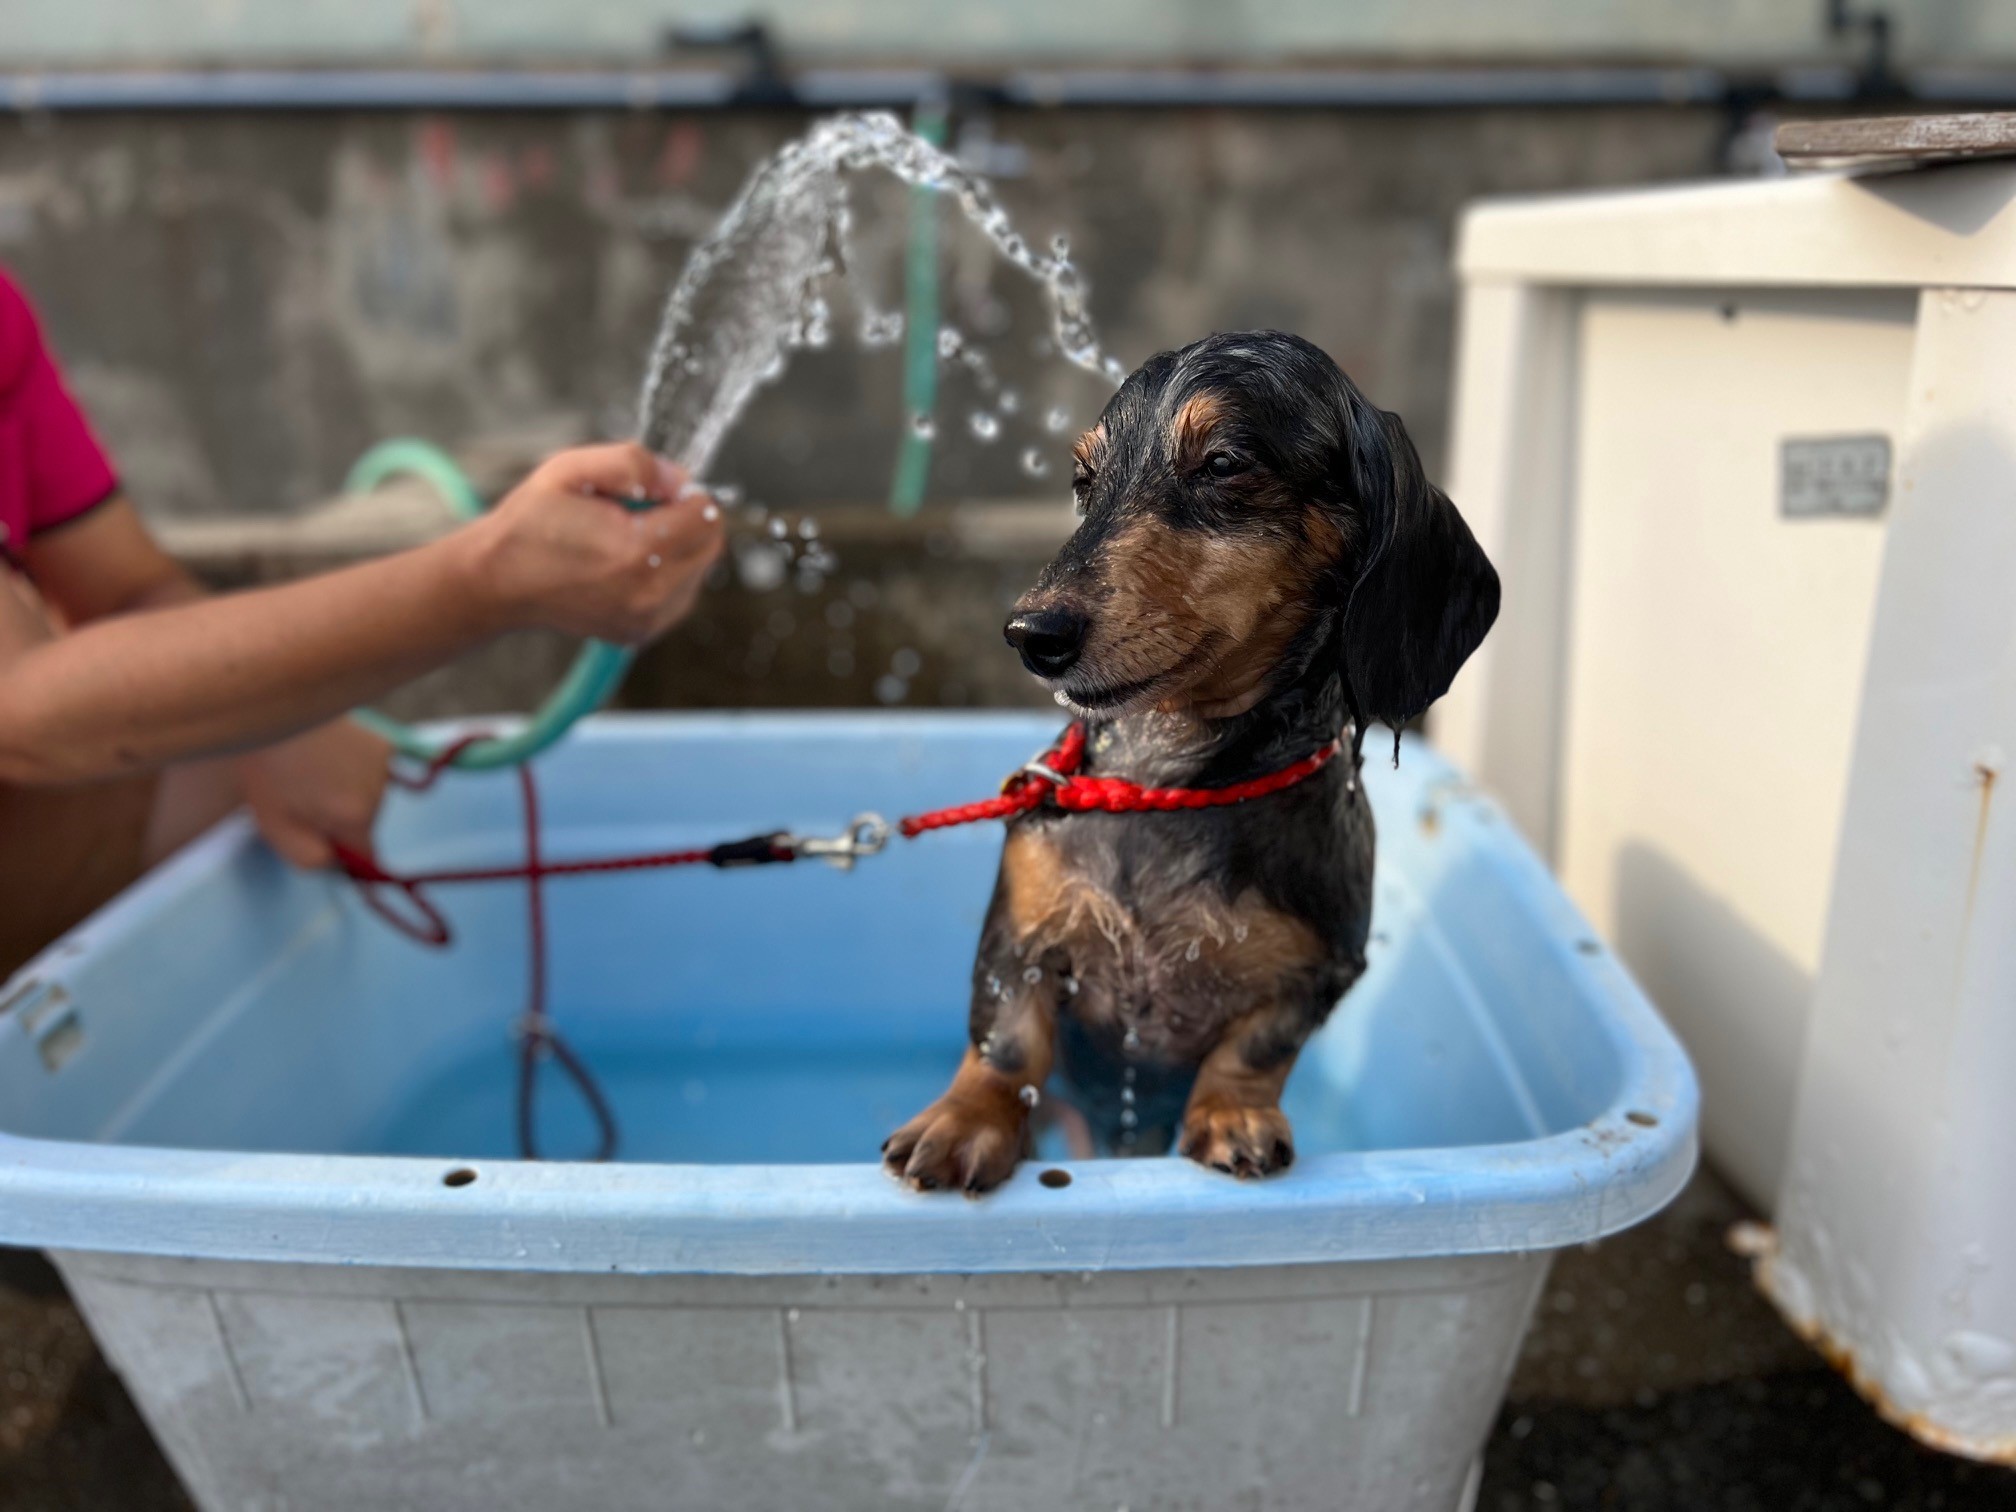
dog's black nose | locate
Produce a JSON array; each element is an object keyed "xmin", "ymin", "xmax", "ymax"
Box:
[{"xmin": 1005, "ymin": 607, "xmax": 1088, "ymax": 678}]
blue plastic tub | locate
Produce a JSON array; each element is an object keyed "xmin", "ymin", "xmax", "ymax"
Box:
[{"xmin": 0, "ymin": 713, "xmax": 1695, "ymax": 1512}]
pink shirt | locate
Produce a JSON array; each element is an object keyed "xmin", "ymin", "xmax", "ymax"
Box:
[{"xmin": 0, "ymin": 267, "xmax": 118, "ymax": 567}]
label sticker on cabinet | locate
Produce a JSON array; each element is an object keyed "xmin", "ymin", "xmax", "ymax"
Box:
[{"xmin": 1781, "ymin": 435, "xmax": 1890, "ymax": 518}]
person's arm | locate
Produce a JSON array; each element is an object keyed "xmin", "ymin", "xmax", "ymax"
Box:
[
  {"xmin": 0, "ymin": 443, "xmax": 722, "ymax": 786},
  {"xmin": 24, "ymin": 494, "xmax": 206, "ymax": 623}
]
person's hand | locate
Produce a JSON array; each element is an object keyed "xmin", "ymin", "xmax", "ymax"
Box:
[
  {"xmin": 235, "ymin": 717, "xmax": 393, "ymax": 870},
  {"xmin": 460, "ymin": 442, "xmax": 726, "ymax": 645}
]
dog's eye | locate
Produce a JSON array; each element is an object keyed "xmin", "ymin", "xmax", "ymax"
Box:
[{"xmin": 1204, "ymin": 451, "xmax": 1247, "ymax": 479}]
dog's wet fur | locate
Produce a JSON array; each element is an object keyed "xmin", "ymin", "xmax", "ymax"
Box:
[{"xmin": 882, "ymin": 331, "xmax": 1499, "ymax": 1193}]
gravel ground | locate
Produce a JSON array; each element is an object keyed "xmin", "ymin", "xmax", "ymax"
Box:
[{"xmin": 3, "ymin": 1167, "xmax": 2012, "ymax": 1511}]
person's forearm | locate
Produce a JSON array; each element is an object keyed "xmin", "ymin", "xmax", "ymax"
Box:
[{"xmin": 0, "ymin": 532, "xmax": 504, "ymax": 784}]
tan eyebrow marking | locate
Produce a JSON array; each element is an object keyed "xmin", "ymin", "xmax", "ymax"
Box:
[
  {"xmin": 1070, "ymin": 425, "xmax": 1108, "ymax": 473},
  {"xmin": 1171, "ymin": 392, "xmax": 1228, "ymax": 466}
]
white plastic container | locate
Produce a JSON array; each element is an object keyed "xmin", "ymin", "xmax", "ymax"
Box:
[
  {"xmin": 1438, "ymin": 160, "xmax": 2016, "ymax": 1462},
  {"xmin": 0, "ymin": 715, "xmax": 1695, "ymax": 1511}
]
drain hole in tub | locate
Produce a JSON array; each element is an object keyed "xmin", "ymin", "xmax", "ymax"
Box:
[
  {"xmin": 1625, "ymin": 1111, "xmax": 1658, "ymax": 1128},
  {"xmin": 443, "ymin": 1168, "xmax": 479, "ymax": 1188},
  {"xmin": 1039, "ymin": 1168, "xmax": 1073, "ymax": 1189},
  {"xmin": 1575, "ymin": 939, "xmax": 1602, "ymax": 955}
]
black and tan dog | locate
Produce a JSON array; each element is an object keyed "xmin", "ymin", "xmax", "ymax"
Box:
[{"xmin": 883, "ymin": 331, "xmax": 1498, "ymax": 1193}]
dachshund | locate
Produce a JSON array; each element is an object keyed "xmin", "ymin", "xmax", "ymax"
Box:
[{"xmin": 882, "ymin": 331, "xmax": 1499, "ymax": 1193}]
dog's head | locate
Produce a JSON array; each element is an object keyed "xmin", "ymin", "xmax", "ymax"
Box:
[{"xmin": 1006, "ymin": 330, "xmax": 1498, "ymax": 732}]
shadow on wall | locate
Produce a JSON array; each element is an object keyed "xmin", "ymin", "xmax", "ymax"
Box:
[{"xmin": 1610, "ymin": 842, "xmax": 1811, "ymax": 1212}]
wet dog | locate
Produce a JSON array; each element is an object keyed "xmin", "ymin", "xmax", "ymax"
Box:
[{"xmin": 883, "ymin": 331, "xmax": 1498, "ymax": 1192}]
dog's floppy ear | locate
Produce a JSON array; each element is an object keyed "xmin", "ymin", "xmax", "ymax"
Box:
[{"xmin": 1338, "ymin": 403, "xmax": 1499, "ymax": 742}]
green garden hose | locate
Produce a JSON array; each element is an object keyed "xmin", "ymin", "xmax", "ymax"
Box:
[
  {"xmin": 344, "ymin": 438, "xmax": 638, "ymax": 772},
  {"xmin": 887, "ymin": 101, "xmax": 946, "ymax": 518}
]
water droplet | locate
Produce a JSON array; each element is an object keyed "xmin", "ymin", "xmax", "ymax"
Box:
[
  {"xmin": 1019, "ymin": 1084, "xmax": 1041, "ymax": 1108},
  {"xmin": 714, "ymin": 484, "xmax": 744, "ymax": 508},
  {"xmin": 1120, "ymin": 1086, "xmax": 1135, "ymax": 1104},
  {"xmin": 1233, "ymin": 921, "xmax": 1250, "ymax": 943},
  {"xmin": 767, "ymin": 517, "xmax": 789, "ymax": 539},
  {"xmin": 937, "ymin": 327, "xmax": 963, "ymax": 359},
  {"xmin": 1050, "ymin": 232, "xmax": 1071, "ymax": 260},
  {"xmin": 1023, "ymin": 966, "xmax": 1042, "ymax": 984},
  {"xmin": 874, "ymin": 673, "xmax": 907, "ymax": 704},
  {"xmin": 1063, "ymin": 977, "xmax": 1079, "ymax": 995},
  {"xmin": 910, "ymin": 412, "xmax": 936, "ymax": 440},
  {"xmin": 969, "ymin": 411, "xmax": 1000, "ymax": 442},
  {"xmin": 891, "ymin": 647, "xmax": 922, "ymax": 678},
  {"xmin": 1101, "ymin": 355, "xmax": 1127, "ymax": 385},
  {"xmin": 987, "ymin": 975, "xmax": 1003, "ymax": 997},
  {"xmin": 1123, "ymin": 1027, "xmax": 1141, "ymax": 1053},
  {"xmin": 997, "ymin": 389, "xmax": 1021, "ymax": 414},
  {"xmin": 1021, "ymin": 447, "xmax": 1050, "ymax": 478},
  {"xmin": 1120, "ymin": 1108, "xmax": 1138, "ymax": 1129},
  {"xmin": 733, "ymin": 541, "xmax": 787, "ymax": 592},
  {"xmin": 860, "ymin": 309, "xmax": 904, "ymax": 346},
  {"xmin": 1185, "ymin": 939, "xmax": 1201, "ymax": 963},
  {"xmin": 1046, "ymin": 406, "xmax": 1071, "ymax": 433},
  {"xmin": 647, "ymin": 553, "xmax": 662, "ymax": 568}
]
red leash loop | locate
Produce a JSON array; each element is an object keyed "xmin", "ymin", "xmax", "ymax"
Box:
[
  {"xmin": 331, "ymin": 842, "xmax": 454, "ymax": 947},
  {"xmin": 894, "ymin": 721, "xmax": 1341, "ymax": 835}
]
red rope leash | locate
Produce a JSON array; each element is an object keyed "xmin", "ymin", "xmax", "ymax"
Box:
[{"xmin": 334, "ymin": 721, "xmax": 1344, "ymax": 941}]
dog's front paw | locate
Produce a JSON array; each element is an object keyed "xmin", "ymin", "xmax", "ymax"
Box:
[
  {"xmin": 1179, "ymin": 1096, "xmax": 1295, "ymax": 1179},
  {"xmin": 882, "ymin": 1092, "xmax": 1026, "ymax": 1196}
]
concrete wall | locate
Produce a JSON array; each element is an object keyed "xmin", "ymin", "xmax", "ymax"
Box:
[{"xmin": 0, "ymin": 105, "xmax": 1724, "ymax": 523}]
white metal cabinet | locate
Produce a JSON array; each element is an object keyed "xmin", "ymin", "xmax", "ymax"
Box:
[{"xmin": 1437, "ymin": 161, "xmax": 2016, "ymax": 1464}]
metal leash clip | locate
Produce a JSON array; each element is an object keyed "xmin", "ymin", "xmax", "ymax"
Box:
[
  {"xmin": 1020, "ymin": 756, "xmax": 1070, "ymax": 787},
  {"xmin": 783, "ymin": 812, "xmax": 891, "ymax": 871}
]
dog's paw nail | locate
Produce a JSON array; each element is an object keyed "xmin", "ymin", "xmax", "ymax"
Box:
[
  {"xmin": 915, "ymin": 1174, "xmax": 938, "ymax": 1191},
  {"xmin": 1273, "ymin": 1140, "xmax": 1294, "ymax": 1169},
  {"xmin": 1211, "ymin": 1160, "xmax": 1234, "ymax": 1175}
]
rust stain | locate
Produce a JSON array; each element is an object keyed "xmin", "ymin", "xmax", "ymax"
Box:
[
  {"xmin": 1964, "ymin": 760, "xmax": 1996, "ymax": 927},
  {"xmin": 1741, "ymin": 1224, "xmax": 2016, "ymax": 1469},
  {"xmin": 1953, "ymin": 759, "xmax": 1997, "ymax": 1004}
]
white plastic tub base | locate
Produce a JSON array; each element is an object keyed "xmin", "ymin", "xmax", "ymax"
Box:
[{"xmin": 59, "ymin": 1249, "xmax": 1541, "ymax": 1512}]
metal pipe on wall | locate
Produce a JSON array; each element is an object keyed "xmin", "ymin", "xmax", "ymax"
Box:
[{"xmin": 1, "ymin": 63, "xmax": 1998, "ymax": 116}]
